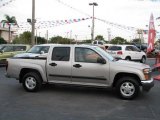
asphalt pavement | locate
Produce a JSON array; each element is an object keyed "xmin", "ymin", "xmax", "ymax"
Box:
[{"xmin": 0, "ymin": 58, "xmax": 160, "ymax": 120}]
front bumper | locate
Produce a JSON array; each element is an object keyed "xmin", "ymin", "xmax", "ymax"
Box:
[{"xmin": 141, "ymin": 79, "xmax": 154, "ymax": 92}]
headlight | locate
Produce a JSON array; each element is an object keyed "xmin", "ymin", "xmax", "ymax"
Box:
[
  {"xmin": 143, "ymin": 68, "xmax": 151, "ymax": 80},
  {"xmin": 143, "ymin": 68, "xmax": 151, "ymax": 74}
]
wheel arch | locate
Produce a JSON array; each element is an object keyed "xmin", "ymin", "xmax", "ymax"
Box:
[
  {"xmin": 112, "ymin": 72, "xmax": 142, "ymax": 87},
  {"xmin": 125, "ymin": 56, "xmax": 131, "ymax": 60},
  {"xmin": 19, "ymin": 68, "xmax": 43, "ymax": 83}
]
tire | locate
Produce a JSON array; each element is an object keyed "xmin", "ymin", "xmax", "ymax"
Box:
[
  {"xmin": 115, "ymin": 77, "xmax": 140, "ymax": 100},
  {"xmin": 22, "ymin": 72, "xmax": 42, "ymax": 92},
  {"xmin": 125, "ymin": 56, "xmax": 131, "ymax": 61},
  {"xmin": 140, "ymin": 56, "xmax": 146, "ymax": 63}
]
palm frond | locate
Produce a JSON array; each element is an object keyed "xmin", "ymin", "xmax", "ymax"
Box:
[
  {"xmin": 1, "ymin": 20, "xmax": 7, "ymax": 23},
  {"xmin": 1, "ymin": 14, "xmax": 18, "ymax": 26}
]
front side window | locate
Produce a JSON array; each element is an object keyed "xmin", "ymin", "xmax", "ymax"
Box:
[
  {"xmin": 75, "ymin": 47, "xmax": 101, "ymax": 63},
  {"xmin": 132, "ymin": 46, "xmax": 140, "ymax": 52},
  {"xmin": 126, "ymin": 46, "xmax": 133, "ymax": 51},
  {"xmin": 52, "ymin": 47, "xmax": 70, "ymax": 61}
]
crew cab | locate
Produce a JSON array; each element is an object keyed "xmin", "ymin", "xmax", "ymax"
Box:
[{"xmin": 6, "ymin": 44, "xmax": 154, "ymax": 99}]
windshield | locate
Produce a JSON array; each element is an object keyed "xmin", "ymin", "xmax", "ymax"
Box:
[
  {"xmin": 0, "ymin": 46, "xmax": 3, "ymax": 51},
  {"xmin": 27, "ymin": 46, "xmax": 50, "ymax": 54},
  {"xmin": 108, "ymin": 46, "xmax": 122, "ymax": 51},
  {"xmin": 94, "ymin": 47, "xmax": 114, "ymax": 61},
  {"xmin": 0, "ymin": 46, "xmax": 5, "ymax": 51}
]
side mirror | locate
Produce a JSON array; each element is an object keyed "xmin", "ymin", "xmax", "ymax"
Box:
[
  {"xmin": 40, "ymin": 51, "xmax": 45, "ymax": 54},
  {"xmin": 97, "ymin": 57, "xmax": 106, "ymax": 64}
]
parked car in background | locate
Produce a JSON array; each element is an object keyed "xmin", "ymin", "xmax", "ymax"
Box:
[
  {"xmin": 131, "ymin": 43, "xmax": 147, "ymax": 52},
  {"xmin": 104, "ymin": 44, "xmax": 113, "ymax": 50},
  {"xmin": 0, "ymin": 45, "xmax": 4, "ymax": 50},
  {"xmin": 92, "ymin": 40, "xmax": 105, "ymax": 45},
  {"xmin": 106, "ymin": 45, "xmax": 146, "ymax": 63},
  {"xmin": 0, "ymin": 44, "xmax": 30, "ymax": 65},
  {"xmin": 14, "ymin": 44, "xmax": 52, "ymax": 58}
]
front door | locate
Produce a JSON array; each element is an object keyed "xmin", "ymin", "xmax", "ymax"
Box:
[
  {"xmin": 47, "ymin": 47, "xmax": 72, "ymax": 83},
  {"xmin": 72, "ymin": 47, "xmax": 109, "ymax": 85}
]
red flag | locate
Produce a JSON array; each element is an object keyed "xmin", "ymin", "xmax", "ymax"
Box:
[{"xmin": 147, "ymin": 13, "xmax": 156, "ymax": 53}]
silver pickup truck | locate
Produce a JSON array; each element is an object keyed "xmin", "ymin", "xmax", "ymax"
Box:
[{"xmin": 6, "ymin": 44, "xmax": 154, "ymax": 99}]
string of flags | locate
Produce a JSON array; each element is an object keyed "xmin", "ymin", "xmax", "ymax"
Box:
[
  {"xmin": 0, "ymin": 0, "xmax": 16, "ymax": 8},
  {"xmin": 0, "ymin": 17, "xmax": 92, "ymax": 31},
  {"xmin": 95, "ymin": 17, "xmax": 137, "ymax": 32},
  {"xmin": 0, "ymin": 16, "xmax": 157, "ymax": 35}
]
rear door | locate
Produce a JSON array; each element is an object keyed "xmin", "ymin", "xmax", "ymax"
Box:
[
  {"xmin": 125, "ymin": 46, "xmax": 137, "ymax": 60},
  {"xmin": 47, "ymin": 46, "xmax": 72, "ymax": 83},
  {"xmin": 132, "ymin": 46, "xmax": 142, "ymax": 60}
]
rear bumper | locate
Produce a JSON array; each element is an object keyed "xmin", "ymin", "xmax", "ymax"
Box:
[{"xmin": 141, "ymin": 79, "xmax": 154, "ymax": 92}]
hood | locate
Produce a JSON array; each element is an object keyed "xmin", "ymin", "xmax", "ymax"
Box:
[
  {"xmin": 113, "ymin": 60, "xmax": 150, "ymax": 70},
  {"xmin": 14, "ymin": 53, "xmax": 40, "ymax": 57}
]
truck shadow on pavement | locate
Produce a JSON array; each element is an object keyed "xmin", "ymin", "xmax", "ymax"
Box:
[{"xmin": 40, "ymin": 83, "xmax": 150, "ymax": 101}]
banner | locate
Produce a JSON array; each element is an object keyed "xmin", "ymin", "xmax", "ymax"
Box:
[
  {"xmin": 12, "ymin": 17, "xmax": 91, "ymax": 30},
  {"xmin": 147, "ymin": 13, "xmax": 156, "ymax": 53}
]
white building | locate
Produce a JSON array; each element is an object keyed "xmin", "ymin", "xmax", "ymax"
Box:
[{"xmin": 0, "ymin": 27, "xmax": 17, "ymax": 43}]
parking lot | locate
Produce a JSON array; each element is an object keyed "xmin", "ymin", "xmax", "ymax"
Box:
[{"xmin": 0, "ymin": 59, "xmax": 160, "ymax": 120}]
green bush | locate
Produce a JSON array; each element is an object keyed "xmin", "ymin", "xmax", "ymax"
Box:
[{"xmin": 0, "ymin": 37, "xmax": 7, "ymax": 44}]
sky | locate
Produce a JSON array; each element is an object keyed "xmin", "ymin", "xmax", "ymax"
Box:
[{"xmin": 1, "ymin": 0, "xmax": 160, "ymax": 42}]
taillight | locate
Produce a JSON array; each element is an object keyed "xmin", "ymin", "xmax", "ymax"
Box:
[
  {"xmin": 6, "ymin": 61, "xmax": 8, "ymax": 71},
  {"xmin": 117, "ymin": 51, "xmax": 123, "ymax": 55}
]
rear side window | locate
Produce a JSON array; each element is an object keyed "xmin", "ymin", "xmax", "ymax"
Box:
[
  {"xmin": 108, "ymin": 46, "xmax": 122, "ymax": 51},
  {"xmin": 125, "ymin": 46, "xmax": 133, "ymax": 51},
  {"xmin": 93, "ymin": 41, "xmax": 97, "ymax": 44},
  {"xmin": 52, "ymin": 47, "xmax": 70, "ymax": 61},
  {"xmin": 98, "ymin": 41, "xmax": 103, "ymax": 45},
  {"xmin": 14, "ymin": 46, "xmax": 27, "ymax": 51},
  {"xmin": 2, "ymin": 46, "xmax": 14, "ymax": 52}
]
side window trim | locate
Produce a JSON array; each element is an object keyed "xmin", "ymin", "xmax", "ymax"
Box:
[
  {"xmin": 52, "ymin": 47, "xmax": 70, "ymax": 61},
  {"xmin": 75, "ymin": 47, "xmax": 102, "ymax": 63}
]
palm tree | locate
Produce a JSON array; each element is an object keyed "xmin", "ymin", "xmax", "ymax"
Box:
[{"xmin": 1, "ymin": 14, "xmax": 17, "ymax": 43}]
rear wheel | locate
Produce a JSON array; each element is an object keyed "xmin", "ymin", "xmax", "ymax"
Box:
[
  {"xmin": 115, "ymin": 77, "xmax": 140, "ymax": 100},
  {"xmin": 125, "ymin": 56, "xmax": 131, "ymax": 61},
  {"xmin": 22, "ymin": 72, "xmax": 42, "ymax": 92}
]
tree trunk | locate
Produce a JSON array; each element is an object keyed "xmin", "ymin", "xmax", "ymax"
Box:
[{"xmin": 8, "ymin": 24, "xmax": 11, "ymax": 43}]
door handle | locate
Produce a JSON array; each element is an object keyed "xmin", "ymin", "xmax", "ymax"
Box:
[
  {"xmin": 49, "ymin": 63, "xmax": 57, "ymax": 66},
  {"xmin": 73, "ymin": 64, "xmax": 82, "ymax": 68}
]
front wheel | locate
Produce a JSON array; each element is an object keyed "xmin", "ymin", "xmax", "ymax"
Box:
[
  {"xmin": 140, "ymin": 56, "xmax": 146, "ymax": 63},
  {"xmin": 22, "ymin": 72, "xmax": 42, "ymax": 92},
  {"xmin": 115, "ymin": 77, "xmax": 140, "ymax": 100}
]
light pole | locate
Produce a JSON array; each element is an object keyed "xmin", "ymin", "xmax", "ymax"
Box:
[
  {"xmin": 89, "ymin": 2, "xmax": 98, "ymax": 42},
  {"xmin": 31, "ymin": 0, "xmax": 35, "ymax": 46}
]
